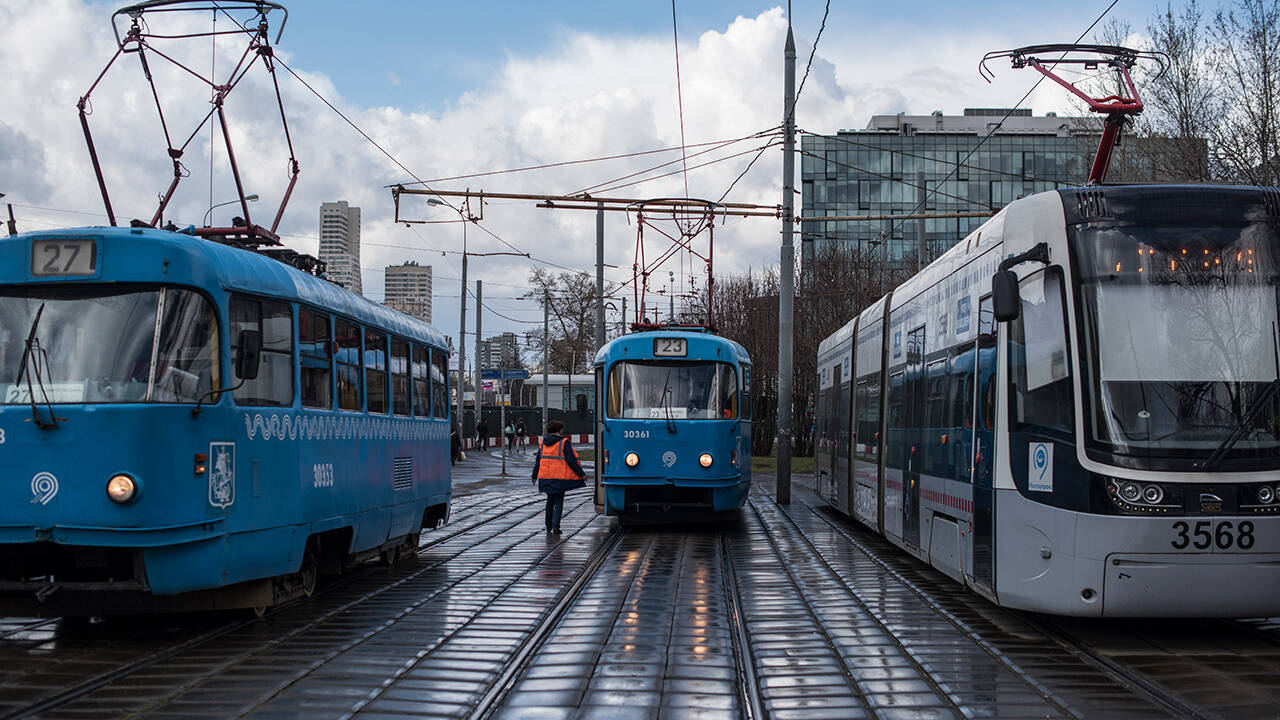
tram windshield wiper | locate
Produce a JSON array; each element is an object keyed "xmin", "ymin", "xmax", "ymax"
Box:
[
  {"xmin": 662, "ymin": 370, "xmax": 676, "ymax": 434},
  {"xmin": 1203, "ymin": 324, "xmax": 1280, "ymax": 471},
  {"xmin": 16, "ymin": 303, "xmax": 60, "ymax": 430}
]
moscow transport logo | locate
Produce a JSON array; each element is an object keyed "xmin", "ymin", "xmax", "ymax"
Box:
[{"xmin": 208, "ymin": 442, "xmax": 236, "ymax": 508}]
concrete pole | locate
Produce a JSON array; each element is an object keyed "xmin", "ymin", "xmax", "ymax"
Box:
[
  {"xmin": 596, "ymin": 202, "xmax": 605, "ymax": 352},
  {"xmin": 776, "ymin": 26, "xmax": 796, "ymax": 505},
  {"xmin": 542, "ymin": 291, "xmax": 549, "ymax": 435},
  {"xmin": 456, "ymin": 227, "xmax": 467, "ymax": 437},
  {"xmin": 621, "ymin": 296, "xmax": 627, "ymax": 334},
  {"xmin": 916, "ymin": 170, "xmax": 927, "ymax": 273},
  {"xmin": 500, "ymin": 377, "xmax": 507, "ymax": 476},
  {"xmin": 475, "ymin": 280, "xmax": 483, "ymax": 450}
]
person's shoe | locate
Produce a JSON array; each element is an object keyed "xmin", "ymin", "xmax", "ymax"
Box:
[{"xmin": 551, "ymin": 527, "xmax": 562, "ymax": 535}]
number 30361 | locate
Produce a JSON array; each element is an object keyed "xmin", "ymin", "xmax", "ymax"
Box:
[{"xmin": 1171, "ymin": 520, "xmax": 1254, "ymax": 550}]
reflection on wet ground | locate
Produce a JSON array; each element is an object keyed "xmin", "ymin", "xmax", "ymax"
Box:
[{"xmin": 0, "ymin": 459, "xmax": 1276, "ymax": 719}]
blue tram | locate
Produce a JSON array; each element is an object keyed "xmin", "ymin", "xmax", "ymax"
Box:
[
  {"xmin": 816, "ymin": 185, "xmax": 1280, "ymax": 617},
  {"xmin": 0, "ymin": 225, "xmax": 451, "ymax": 615},
  {"xmin": 592, "ymin": 329, "xmax": 751, "ymax": 520}
]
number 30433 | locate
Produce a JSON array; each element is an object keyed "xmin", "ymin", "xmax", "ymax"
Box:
[{"xmin": 1170, "ymin": 520, "xmax": 1255, "ymax": 550}]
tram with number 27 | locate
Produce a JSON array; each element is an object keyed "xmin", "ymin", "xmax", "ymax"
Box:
[
  {"xmin": 816, "ymin": 184, "xmax": 1280, "ymax": 617},
  {"xmin": 593, "ymin": 329, "xmax": 752, "ymax": 521},
  {"xmin": 0, "ymin": 224, "xmax": 452, "ymax": 615}
]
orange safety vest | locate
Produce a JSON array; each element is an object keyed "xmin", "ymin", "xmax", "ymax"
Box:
[{"xmin": 537, "ymin": 438, "xmax": 580, "ymax": 480}]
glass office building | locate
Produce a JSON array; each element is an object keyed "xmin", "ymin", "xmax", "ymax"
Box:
[{"xmin": 800, "ymin": 109, "xmax": 1097, "ymax": 265}]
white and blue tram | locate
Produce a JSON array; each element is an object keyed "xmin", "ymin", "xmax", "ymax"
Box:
[
  {"xmin": 593, "ymin": 329, "xmax": 751, "ymax": 520},
  {"xmin": 0, "ymin": 225, "xmax": 451, "ymax": 614},
  {"xmin": 815, "ymin": 184, "xmax": 1280, "ymax": 617}
]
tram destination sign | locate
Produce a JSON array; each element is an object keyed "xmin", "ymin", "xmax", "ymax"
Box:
[{"xmin": 480, "ymin": 369, "xmax": 530, "ymax": 380}]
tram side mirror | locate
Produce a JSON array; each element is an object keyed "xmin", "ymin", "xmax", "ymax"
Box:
[
  {"xmin": 235, "ymin": 330, "xmax": 262, "ymax": 380},
  {"xmin": 992, "ymin": 270, "xmax": 1021, "ymax": 322}
]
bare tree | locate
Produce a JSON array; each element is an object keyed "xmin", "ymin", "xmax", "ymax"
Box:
[
  {"xmin": 1138, "ymin": 0, "xmax": 1218, "ymax": 180},
  {"xmin": 1209, "ymin": 0, "xmax": 1280, "ymax": 185},
  {"xmin": 522, "ymin": 268, "xmax": 612, "ymax": 373}
]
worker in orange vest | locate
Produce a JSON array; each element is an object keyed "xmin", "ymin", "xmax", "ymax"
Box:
[{"xmin": 531, "ymin": 419, "xmax": 587, "ymax": 533}]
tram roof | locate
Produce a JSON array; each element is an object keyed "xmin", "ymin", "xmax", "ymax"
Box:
[
  {"xmin": 594, "ymin": 329, "xmax": 750, "ymax": 366},
  {"xmin": 9, "ymin": 225, "xmax": 448, "ymax": 349}
]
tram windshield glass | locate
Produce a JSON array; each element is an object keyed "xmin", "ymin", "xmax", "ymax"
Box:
[
  {"xmin": 1074, "ymin": 221, "xmax": 1280, "ymax": 466},
  {"xmin": 607, "ymin": 361, "xmax": 738, "ymax": 419},
  {"xmin": 0, "ymin": 286, "xmax": 219, "ymax": 404}
]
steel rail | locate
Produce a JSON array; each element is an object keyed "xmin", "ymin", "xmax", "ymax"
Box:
[
  {"xmin": 466, "ymin": 525, "xmax": 627, "ymax": 720},
  {"xmin": 720, "ymin": 533, "xmax": 767, "ymax": 720}
]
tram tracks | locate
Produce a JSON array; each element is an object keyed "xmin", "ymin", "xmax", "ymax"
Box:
[
  {"xmin": 782, "ymin": 491, "xmax": 1214, "ymax": 719},
  {"xmin": 719, "ymin": 533, "xmax": 766, "ymax": 720},
  {"xmin": 0, "ymin": 493, "xmax": 550, "ymax": 719}
]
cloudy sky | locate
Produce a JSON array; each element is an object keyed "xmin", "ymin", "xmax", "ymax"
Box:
[{"xmin": 0, "ymin": 0, "xmax": 1155, "ymax": 345}]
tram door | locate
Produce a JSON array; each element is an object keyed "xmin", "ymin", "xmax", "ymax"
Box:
[
  {"xmin": 594, "ymin": 366, "xmax": 605, "ymax": 511},
  {"xmin": 971, "ymin": 297, "xmax": 997, "ymax": 592},
  {"xmin": 904, "ymin": 327, "xmax": 925, "ymax": 551}
]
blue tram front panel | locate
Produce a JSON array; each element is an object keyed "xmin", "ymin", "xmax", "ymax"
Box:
[{"xmin": 594, "ymin": 330, "xmax": 751, "ymax": 517}]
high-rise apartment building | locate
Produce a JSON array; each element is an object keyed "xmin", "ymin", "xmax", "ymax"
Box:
[
  {"xmin": 477, "ymin": 332, "xmax": 519, "ymax": 371},
  {"xmin": 384, "ymin": 261, "xmax": 433, "ymax": 324},
  {"xmin": 318, "ymin": 201, "xmax": 362, "ymax": 295}
]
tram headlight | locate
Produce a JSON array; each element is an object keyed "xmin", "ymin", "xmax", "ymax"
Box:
[
  {"xmin": 106, "ymin": 474, "xmax": 137, "ymax": 504},
  {"xmin": 1119, "ymin": 482, "xmax": 1142, "ymax": 503},
  {"xmin": 1142, "ymin": 484, "xmax": 1164, "ymax": 505},
  {"xmin": 624, "ymin": 452, "xmax": 640, "ymax": 467},
  {"xmin": 699, "ymin": 453, "xmax": 713, "ymax": 468},
  {"xmin": 1259, "ymin": 485, "xmax": 1276, "ymax": 505}
]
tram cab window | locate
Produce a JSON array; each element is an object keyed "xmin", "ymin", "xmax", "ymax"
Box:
[
  {"xmin": 0, "ymin": 286, "xmax": 218, "ymax": 405},
  {"xmin": 299, "ymin": 309, "xmax": 332, "ymax": 409},
  {"xmin": 741, "ymin": 365, "xmax": 752, "ymax": 420},
  {"xmin": 412, "ymin": 345, "xmax": 429, "ymax": 416},
  {"xmin": 230, "ymin": 295, "xmax": 292, "ymax": 406},
  {"xmin": 335, "ymin": 319, "xmax": 362, "ymax": 411},
  {"xmin": 1008, "ymin": 269, "xmax": 1074, "ymax": 435},
  {"xmin": 365, "ymin": 329, "xmax": 388, "ymax": 415},
  {"xmin": 390, "ymin": 338, "xmax": 410, "ymax": 416},
  {"xmin": 606, "ymin": 361, "xmax": 737, "ymax": 420},
  {"xmin": 431, "ymin": 349, "xmax": 449, "ymax": 419}
]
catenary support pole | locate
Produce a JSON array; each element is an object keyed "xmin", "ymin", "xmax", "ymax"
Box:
[
  {"xmin": 475, "ymin": 280, "xmax": 483, "ymax": 451},
  {"xmin": 500, "ymin": 376, "xmax": 507, "ymax": 476},
  {"xmin": 456, "ymin": 225, "xmax": 468, "ymax": 438},
  {"xmin": 621, "ymin": 296, "xmax": 627, "ymax": 334},
  {"xmin": 596, "ymin": 202, "xmax": 605, "ymax": 352},
  {"xmin": 776, "ymin": 25, "xmax": 796, "ymax": 505}
]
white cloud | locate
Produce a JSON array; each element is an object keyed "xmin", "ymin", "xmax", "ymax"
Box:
[{"xmin": 0, "ymin": 1, "xmax": 1115, "ymax": 341}]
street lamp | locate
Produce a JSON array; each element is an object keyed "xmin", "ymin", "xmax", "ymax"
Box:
[{"xmin": 203, "ymin": 193, "xmax": 259, "ymax": 227}]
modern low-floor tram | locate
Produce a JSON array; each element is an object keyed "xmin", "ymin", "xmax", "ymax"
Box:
[
  {"xmin": 0, "ymin": 224, "xmax": 452, "ymax": 615},
  {"xmin": 816, "ymin": 184, "xmax": 1280, "ymax": 617},
  {"xmin": 592, "ymin": 329, "xmax": 752, "ymax": 520}
]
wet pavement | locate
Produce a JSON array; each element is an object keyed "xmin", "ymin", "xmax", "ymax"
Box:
[{"xmin": 0, "ymin": 450, "xmax": 1277, "ymax": 719}]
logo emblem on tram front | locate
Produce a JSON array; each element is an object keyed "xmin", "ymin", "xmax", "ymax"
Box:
[
  {"xmin": 30, "ymin": 472, "xmax": 58, "ymax": 505},
  {"xmin": 662, "ymin": 451, "xmax": 677, "ymax": 468},
  {"xmin": 209, "ymin": 442, "xmax": 236, "ymax": 508}
]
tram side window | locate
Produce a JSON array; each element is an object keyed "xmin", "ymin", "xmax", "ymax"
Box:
[
  {"xmin": 335, "ymin": 319, "xmax": 362, "ymax": 411},
  {"xmin": 390, "ymin": 338, "xmax": 410, "ymax": 417},
  {"xmin": 299, "ymin": 309, "xmax": 332, "ymax": 409},
  {"xmin": 741, "ymin": 365, "xmax": 752, "ymax": 420},
  {"xmin": 230, "ymin": 295, "xmax": 292, "ymax": 406},
  {"xmin": 431, "ymin": 348, "xmax": 449, "ymax": 419},
  {"xmin": 412, "ymin": 345, "xmax": 429, "ymax": 416},
  {"xmin": 1008, "ymin": 269, "xmax": 1074, "ymax": 436},
  {"xmin": 365, "ymin": 329, "xmax": 388, "ymax": 415},
  {"xmin": 886, "ymin": 371, "xmax": 906, "ymax": 469},
  {"xmin": 855, "ymin": 378, "xmax": 880, "ymax": 456}
]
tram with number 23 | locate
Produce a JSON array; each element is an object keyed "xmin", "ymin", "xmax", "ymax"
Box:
[{"xmin": 592, "ymin": 329, "xmax": 752, "ymax": 522}]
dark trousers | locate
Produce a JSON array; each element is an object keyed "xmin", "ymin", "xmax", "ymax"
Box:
[{"xmin": 544, "ymin": 492, "xmax": 566, "ymax": 530}]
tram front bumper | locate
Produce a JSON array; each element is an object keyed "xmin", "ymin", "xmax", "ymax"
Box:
[{"xmin": 1101, "ymin": 551, "xmax": 1280, "ymax": 617}]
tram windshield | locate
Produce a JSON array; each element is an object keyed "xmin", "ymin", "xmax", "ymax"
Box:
[
  {"xmin": 607, "ymin": 361, "xmax": 738, "ymax": 420},
  {"xmin": 1074, "ymin": 221, "xmax": 1280, "ymax": 466},
  {"xmin": 0, "ymin": 286, "xmax": 219, "ymax": 404}
]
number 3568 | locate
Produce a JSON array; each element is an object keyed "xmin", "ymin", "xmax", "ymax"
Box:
[{"xmin": 1171, "ymin": 520, "xmax": 1254, "ymax": 550}]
